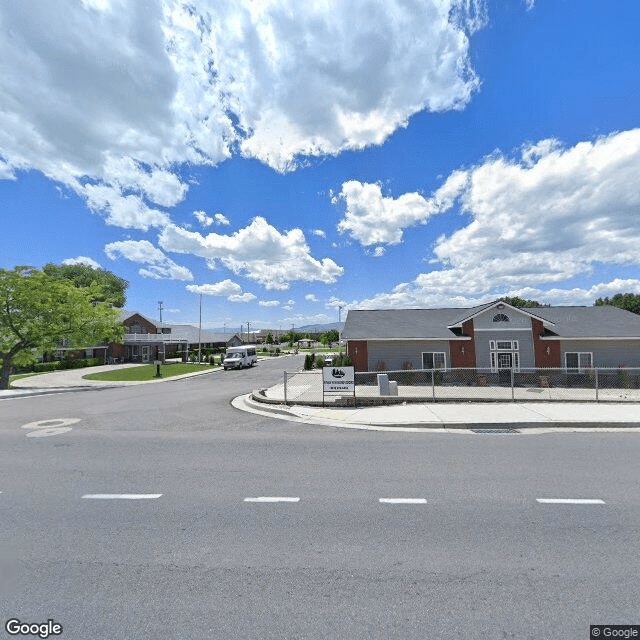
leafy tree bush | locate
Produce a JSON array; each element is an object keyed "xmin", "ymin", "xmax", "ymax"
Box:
[
  {"xmin": 43, "ymin": 263, "xmax": 128, "ymax": 307},
  {"xmin": 33, "ymin": 362, "xmax": 60, "ymax": 372},
  {"xmin": 594, "ymin": 293, "xmax": 640, "ymax": 315},
  {"xmin": 316, "ymin": 356, "xmax": 325, "ymax": 369},
  {"xmin": 0, "ymin": 266, "xmax": 123, "ymax": 390},
  {"xmin": 304, "ymin": 354, "xmax": 314, "ymax": 370},
  {"xmin": 498, "ymin": 296, "xmax": 546, "ymax": 308},
  {"xmin": 320, "ymin": 329, "xmax": 339, "ymax": 345}
]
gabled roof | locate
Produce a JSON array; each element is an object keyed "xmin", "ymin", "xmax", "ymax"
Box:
[
  {"xmin": 342, "ymin": 308, "xmax": 472, "ymax": 340},
  {"xmin": 342, "ymin": 304, "xmax": 640, "ymax": 340},
  {"xmin": 447, "ymin": 300, "xmax": 554, "ymax": 327},
  {"xmin": 527, "ymin": 305, "xmax": 640, "ymax": 338},
  {"xmin": 118, "ymin": 310, "xmax": 170, "ymax": 329},
  {"xmin": 168, "ymin": 325, "xmax": 241, "ymax": 344}
]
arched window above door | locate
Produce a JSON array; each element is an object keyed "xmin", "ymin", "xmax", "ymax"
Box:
[{"xmin": 492, "ymin": 313, "xmax": 510, "ymax": 322}]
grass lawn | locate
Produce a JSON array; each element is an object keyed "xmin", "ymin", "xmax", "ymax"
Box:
[{"xmin": 83, "ymin": 363, "xmax": 216, "ymax": 382}]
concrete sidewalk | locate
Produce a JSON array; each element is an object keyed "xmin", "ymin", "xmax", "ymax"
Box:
[
  {"xmin": 2, "ymin": 362, "xmax": 221, "ymax": 398},
  {"xmin": 235, "ymin": 391, "xmax": 640, "ymax": 431}
]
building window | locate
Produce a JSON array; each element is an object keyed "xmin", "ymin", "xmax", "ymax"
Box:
[
  {"xmin": 490, "ymin": 340, "xmax": 519, "ymax": 351},
  {"xmin": 493, "ymin": 313, "xmax": 510, "ymax": 322},
  {"xmin": 422, "ymin": 352, "xmax": 446, "ymax": 370},
  {"xmin": 565, "ymin": 352, "xmax": 592, "ymax": 373},
  {"xmin": 129, "ymin": 321, "xmax": 142, "ymax": 334},
  {"xmin": 489, "ymin": 340, "xmax": 519, "ymax": 372}
]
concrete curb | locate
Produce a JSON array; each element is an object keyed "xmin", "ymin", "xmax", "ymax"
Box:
[{"xmin": 237, "ymin": 393, "xmax": 640, "ymax": 431}]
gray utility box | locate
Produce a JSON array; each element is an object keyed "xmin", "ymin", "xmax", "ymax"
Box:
[
  {"xmin": 377, "ymin": 373, "xmax": 390, "ymax": 396},
  {"xmin": 389, "ymin": 380, "xmax": 398, "ymax": 396}
]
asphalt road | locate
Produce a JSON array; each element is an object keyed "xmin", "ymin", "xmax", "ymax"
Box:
[{"xmin": 1, "ymin": 356, "xmax": 639, "ymax": 639}]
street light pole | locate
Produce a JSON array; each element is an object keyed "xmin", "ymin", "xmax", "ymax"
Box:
[{"xmin": 198, "ymin": 293, "xmax": 202, "ymax": 363}]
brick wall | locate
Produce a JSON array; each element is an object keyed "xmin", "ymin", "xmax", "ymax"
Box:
[
  {"xmin": 347, "ymin": 340, "xmax": 368, "ymax": 372},
  {"xmin": 532, "ymin": 318, "xmax": 560, "ymax": 367},
  {"xmin": 449, "ymin": 320, "xmax": 477, "ymax": 367}
]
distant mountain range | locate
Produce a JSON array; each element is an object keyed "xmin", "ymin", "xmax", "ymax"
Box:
[
  {"xmin": 294, "ymin": 321, "xmax": 344, "ymax": 333},
  {"xmin": 207, "ymin": 322, "xmax": 344, "ymax": 334}
]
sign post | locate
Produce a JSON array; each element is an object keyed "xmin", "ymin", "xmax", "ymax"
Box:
[{"xmin": 322, "ymin": 366, "xmax": 355, "ymax": 406}]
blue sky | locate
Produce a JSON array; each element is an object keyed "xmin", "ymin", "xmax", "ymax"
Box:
[{"xmin": 1, "ymin": 0, "xmax": 639, "ymax": 331}]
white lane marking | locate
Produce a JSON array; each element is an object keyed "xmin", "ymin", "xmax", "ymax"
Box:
[
  {"xmin": 82, "ymin": 494, "xmax": 163, "ymax": 500},
  {"xmin": 243, "ymin": 497, "xmax": 300, "ymax": 503},
  {"xmin": 536, "ymin": 498, "xmax": 605, "ymax": 504},
  {"xmin": 379, "ymin": 498, "xmax": 427, "ymax": 504}
]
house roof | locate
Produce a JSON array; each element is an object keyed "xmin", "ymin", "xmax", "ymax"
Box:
[
  {"xmin": 526, "ymin": 305, "xmax": 640, "ymax": 338},
  {"xmin": 119, "ymin": 311, "xmax": 241, "ymax": 343},
  {"xmin": 167, "ymin": 325, "xmax": 240, "ymax": 344},
  {"xmin": 342, "ymin": 305, "xmax": 640, "ymax": 340},
  {"xmin": 342, "ymin": 308, "xmax": 474, "ymax": 340},
  {"xmin": 118, "ymin": 310, "xmax": 170, "ymax": 329},
  {"xmin": 447, "ymin": 300, "xmax": 554, "ymax": 327}
]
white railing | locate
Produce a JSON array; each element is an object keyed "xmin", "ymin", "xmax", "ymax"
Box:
[{"xmin": 123, "ymin": 333, "xmax": 188, "ymax": 344}]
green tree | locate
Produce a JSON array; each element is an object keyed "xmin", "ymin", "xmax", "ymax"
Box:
[
  {"xmin": 0, "ymin": 266, "xmax": 124, "ymax": 389},
  {"xmin": 594, "ymin": 293, "xmax": 640, "ymax": 315},
  {"xmin": 43, "ymin": 263, "xmax": 128, "ymax": 307},
  {"xmin": 320, "ymin": 329, "xmax": 339, "ymax": 345},
  {"xmin": 498, "ymin": 296, "xmax": 545, "ymax": 308},
  {"xmin": 266, "ymin": 332, "xmax": 274, "ymax": 345}
]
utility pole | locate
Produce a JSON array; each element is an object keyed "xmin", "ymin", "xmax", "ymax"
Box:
[
  {"xmin": 158, "ymin": 301, "xmax": 164, "ymax": 324},
  {"xmin": 246, "ymin": 321, "xmax": 251, "ymax": 344},
  {"xmin": 198, "ymin": 293, "xmax": 202, "ymax": 363}
]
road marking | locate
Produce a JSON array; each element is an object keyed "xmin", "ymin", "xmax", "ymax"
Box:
[
  {"xmin": 82, "ymin": 494, "xmax": 163, "ymax": 500},
  {"xmin": 536, "ymin": 498, "xmax": 605, "ymax": 504},
  {"xmin": 21, "ymin": 418, "xmax": 80, "ymax": 438},
  {"xmin": 379, "ymin": 498, "xmax": 427, "ymax": 504},
  {"xmin": 243, "ymin": 497, "xmax": 300, "ymax": 503}
]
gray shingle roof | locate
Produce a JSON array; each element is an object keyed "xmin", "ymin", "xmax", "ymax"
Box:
[
  {"xmin": 342, "ymin": 305, "xmax": 640, "ymax": 340},
  {"xmin": 342, "ymin": 308, "xmax": 472, "ymax": 340},
  {"xmin": 166, "ymin": 325, "xmax": 240, "ymax": 344},
  {"xmin": 526, "ymin": 305, "xmax": 640, "ymax": 338}
]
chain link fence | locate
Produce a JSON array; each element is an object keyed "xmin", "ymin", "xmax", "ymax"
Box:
[{"xmin": 273, "ymin": 367, "xmax": 640, "ymax": 405}]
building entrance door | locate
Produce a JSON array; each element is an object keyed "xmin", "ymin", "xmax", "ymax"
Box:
[
  {"xmin": 497, "ymin": 352, "xmax": 512, "ymax": 385},
  {"xmin": 142, "ymin": 346, "xmax": 150, "ymax": 363}
]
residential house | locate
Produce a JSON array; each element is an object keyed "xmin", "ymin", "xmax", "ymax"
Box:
[
  {"xmin": 110, "ymin": 312, "xmax": 243, "ymax": 363},
  {"xmin": 342, "ymin": 300, "xmax": 640, "ymax": 372}
]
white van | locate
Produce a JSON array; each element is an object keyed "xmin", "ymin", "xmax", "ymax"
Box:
[{"xmin": 223, "ymin": 345, "xmax": 258, "ymax": 370}]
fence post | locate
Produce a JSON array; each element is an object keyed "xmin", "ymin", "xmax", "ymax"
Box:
[
  {"xmin": 595, "ymin": 368, "xmax": 599, "ymax": 403},
  {"xmin": 432, "ymin": 369, "xmax": 435, "ymax": 402},
  {"xmin": 511, "ymin": 368, "xmax": 515, "ymax": 402},
  {"xmin": 284, "ymin": 370, "xmax": 288, "ymax": 406}
]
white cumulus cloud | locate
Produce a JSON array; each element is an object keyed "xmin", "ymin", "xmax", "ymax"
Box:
[
  {"xmin": 259, "ymin": 300, "xmax": 280, "ymax": 307},
  {"xmin": 0, "ymin": 0, "xmax": 485, "ymax": 230},
  {"xmin": 194, "ymin": 210, "xmax": 214, "ymax": 227},
  {"xmin": 353, "ymin": 128, "xmax": 640, "ymax": 307},
  {"xmin": 104, "ymin": 239, "xmax": 193, "ymax": 280},
  {"xmin": 62, "ymin": 256, "xmax": 102, "ymax": 269},
  {"xmin": 335, "ymin": 171, "xmax": 468, "ymax": 246},
  {"xmin": 186, "ymin": 279, "xmax": 255, "ymax": 302},
  {"xmin": 159, "ymin": 216, "xmax": 343, "ymax": 290}
]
